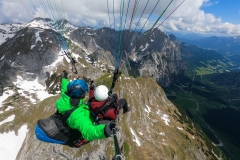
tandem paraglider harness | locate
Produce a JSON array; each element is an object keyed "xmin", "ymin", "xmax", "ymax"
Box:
[
  {"xmin": 88, "ymin": 93, "xmax": 119, "ymax": 122},
  {"xmin": 35, "ymin": 69, "xmax": 124, "ymax": 159},
  {"xmin": 35, "ymin": 108, "xmax": 89, "ymax": 148}
]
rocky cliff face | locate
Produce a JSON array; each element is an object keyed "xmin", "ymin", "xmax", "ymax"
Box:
[
  {"xmin": 135, "ymin": 30, "xmax": 185, "ymax": 87},
  {"xmin": 69, "ymin": 27, "xmax": 185, "ymax": 87}
]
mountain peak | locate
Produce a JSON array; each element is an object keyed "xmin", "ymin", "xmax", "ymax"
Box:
[
  {"xmin": 30, "ymin": 17, "xmax": 52, "ymax": 23},
  {"xmin": 26, "ymin": 18, "xmax": 53, "ymax": 29}
]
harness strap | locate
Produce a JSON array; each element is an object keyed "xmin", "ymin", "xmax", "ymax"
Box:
[
  {"xmin": 88, "ymin": 97, "xmax": 109, "ymax": 112},
  {"xmin": 97, "ymin": 97, "xmax": 118, "ymax": 116},
  {"xmin": 61, "ymin": 108, "xmax": 77, "ymax": 124},
  {"xmin": 88, "ymin": 97, "xmax": 118, "ymax": 121},
  {"xmin": 87, "ymin": 97, "xmax": 95, "ymax": 105}
]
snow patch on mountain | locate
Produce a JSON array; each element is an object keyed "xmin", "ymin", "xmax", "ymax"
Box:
[
  {"xmin": 0, "ymin": 106, "xmax": 14, "ymax": 113},
  {"xmin": 31, "ymin": 45, "xmax": 35, "ymax": 49},
  {"xmin": 0, "ymin": 89, "xmax": 15, "ymax": 108},
  {"xmin": 157, "ymin": 110, "xmax": 170, "ymax": 126},
  {"xmin": 0, "ymin": 33, "xmax": 15, "ymax": 45},
  {"xmin": 0, "ymin": 23, "xmax": 22, "ymax": 33},
  {"xmin": 140, "ymin": 43, "xmax": 149, "ymax": 51},
  {"xmin": 0, "ymin": 23, "xmax": 24, "ymax": 45},
  {"xmin": 64, "ymin": 23, "xmax": 78, "ymax": 30},
  {"xmin": 130, "ymin": 127, "xmax": 141, "ymax": 146},
  {"xmin": 35, "ymin": 31, "xmax": 42, "ymax": 43},
  {"xmin": 0, "ymin": 125, "xmax": 28, "ymax": 160},
  {"xmin": 177, "ymin": 127, "xmax": 183, "ymax": 130},
  {"xmin": 26, "ymin": 19, "xmax": 52, "ymax": 29},
  {"xmin": 0, "ymin": 55, "xmax": 5, "ymax": 60},
  {"xmin": 43, "ymin": 49, "xmax": 65, "ymax": 73},
  {"xmin": 145, "ymin": 105, "xmax": 151, "ymax": 113},
  {"xmin": 13, "ymin": 75, "xmax": 54, "ymax": 104},
  {"xmin": 160, "ymin": 132, "xmax": 165, "ymax": 136},
  {"xmin": 93, "ymin": 39, "xmax": 101, "ymax": 49},
  {"xmin": 0, "ymin": 115, "xmax": 15, "ymax": 126}
]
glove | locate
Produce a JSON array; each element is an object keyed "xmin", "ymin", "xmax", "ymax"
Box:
[
  {"xmin": 104, "ymin": 120, "xmax": 116, "ymax": 137},
  {"xmin": 113, "ymin": 69, "xmax": 122, "ymax": 77},
  {"xmin": 90, "ymin": 80, "xmax": 95, "ymax": 90},
  {"xmin": 114, "ymin": 69, "xmax": 118, "ymax": 76},
  {"xmin": 108, "ymin": 89, "xmax": 112, "ymax": 96},
  {"xmin": 62, "ymin": 70, "xmax": 68, "ymax": 79},
  {"xmin": 111, "ymin": 93, "xmax": 118, "ymax": 100},
  {"xmin": 112, "ymin": 69, "xmax": 122, "ymax": 84},
  {"xmin": 72, "ymin": 58, "xmax": 77, "ymax": 64}
]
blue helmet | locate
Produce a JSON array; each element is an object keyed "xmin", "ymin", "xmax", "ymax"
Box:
[{"xmin": 67, "ymin": 79, "xmax": 89, "ymax": 98}]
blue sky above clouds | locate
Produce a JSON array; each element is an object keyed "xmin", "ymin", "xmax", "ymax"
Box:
[
  {"xmin": 201, "ymin": 0, "xmax": 240, "ymax": 24},
  {"xmin": 0, "ymin": 0, "xmax": 240, "ymax": 36}
]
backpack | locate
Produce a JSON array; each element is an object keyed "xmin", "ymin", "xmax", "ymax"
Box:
[
  {"xmin": 35, "ymin": 108, "xmax": 89, "ymax": 148},
  {"xmin": 88, "ymin": 94, "xmax": 119, "ymax": 121}
]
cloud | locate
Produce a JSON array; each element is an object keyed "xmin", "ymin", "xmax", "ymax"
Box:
[
  {"xmin": 160, "ymin": 0, "xmax": 240, "ymax": 36},
  {"xmin": 0, "ymin": 0, "xmax": 239, "ymax": 36},
  {"xmin": 203, "ymin": 0, "xmax": 219, "ymax": 7},
  {"xmin": 0, "ymin": 1, "xmax": 32, "ymax": 23}
]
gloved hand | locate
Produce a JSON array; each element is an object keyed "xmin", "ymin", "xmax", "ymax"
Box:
[
  {"xmin": 62, "ymin": 70, "xmax": 68, "ymax": 79},
  {"xmin": 72, "ymin": 58, "xmax": 77, "ymax": 64},
  {"xmin": 111, "ymin": 93, "xmax": 118, "ymax": 100},
  {"xmin": 113, "ymin": 69, "xmax": 122, "ymax": 77},
  {"xmin": 90, "ymin": 80, "xmax": 95, "ymax": 90},
  {"xmin": 104, "ymin": 120, "xmax": 116, "ymax": 137},
  {"xmin": 114, "ymin": 69, "xmax": 118, "ymax": 76},
  {"xmin": 108, "ymin": 89, "xmax": 112, "ymax": 96}
]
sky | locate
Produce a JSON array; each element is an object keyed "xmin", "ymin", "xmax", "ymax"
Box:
[{"xmin": 0, "ymin": 0, "xmax": 240, "ymax": 36}]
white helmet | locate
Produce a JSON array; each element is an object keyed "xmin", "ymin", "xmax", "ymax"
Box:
[{"xmin": 94, "ymin": 85, "xmax": 109, "ymax": 101}]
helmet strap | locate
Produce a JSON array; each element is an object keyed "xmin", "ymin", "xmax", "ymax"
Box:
[{"xmin": 70, "ymin": 97, "xmax": 80, "ymax": 106}]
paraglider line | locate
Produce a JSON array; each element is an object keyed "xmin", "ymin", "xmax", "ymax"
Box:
[
  {"xmin": 116, "ymin": 0, "xmax": 126, "ymax": 68},
  {"xmin": 119, "ymin": 0, "xmax": 185, "ymax": 69},
  {"xmin": 123, "ymin": 0, "xmax": 159, "ymax": 54},
  {"xmin": 112, "ymin": 0, "xmax": 118, "ymax": 67},
  {"xmin": 157, "ymin": 0, "xmax": 185, "ymax": 29},
  {"xmin": 121, "ymin": 0, "xmax": 150, "ymax": 65},
  {"xmin": 140, "ymin": 0, "xmax": 174, "ymax": 47},
  {"xmin": 132, "ymin": 0, "xmax": 174, "ymax": 53},
  {"xmin": 123, "ymin": 0, "xmax": 138, "ymax": 46},
  {"xmin": 19, "ymin": 0, "xmax": 34, "ymax": 18},
  {"xmin": 107, "ymin": 0, "xmax": 112, "ymax": 29}
]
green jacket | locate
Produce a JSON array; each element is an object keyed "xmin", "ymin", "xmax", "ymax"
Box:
[{"xmin": 55, "ymin": 78, "xmax": 106, "ymax": 141}]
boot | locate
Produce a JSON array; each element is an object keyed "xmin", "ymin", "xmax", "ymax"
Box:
[{"xmin": 123, "ymin": 107, "xmax": 131, "ymax": 114}]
